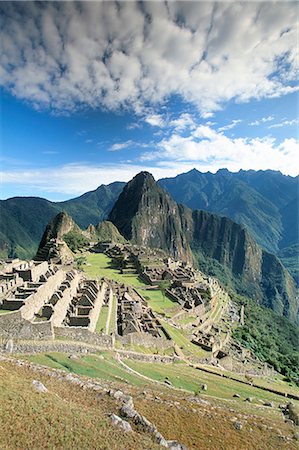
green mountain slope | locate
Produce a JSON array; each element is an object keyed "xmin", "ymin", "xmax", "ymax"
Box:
[
  {"xmin": 159, "ymin": 169, "xmax": 298, "ymax": 255},
  {"xmin": 0, "ymin": 182, "xmax": 124, "ymax": 259}
]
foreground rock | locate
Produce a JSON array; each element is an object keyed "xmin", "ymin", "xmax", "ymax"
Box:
[{"xmin": 32, "ymin": 380, "xmax": 48, "ymax": 393}]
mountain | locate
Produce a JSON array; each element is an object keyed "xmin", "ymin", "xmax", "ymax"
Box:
[
  {"xmin": 159, "ymin": 169, "xmax": 298, "ymax": 255},
  {"xmin": 0, "ymin": 182, "xmax": 124, "ymax": 260},
  {"xmin": 34, "ymin": 211, "xmax": 80, "ymax": 263},
  {"xmin": 59, "ymin": 182, "xmax": 125, "ymax": 228},
  {"xmin": 109, "ymin": 172, "xmax": 298, "ymax": 323},
  {"xmin": 108, "ymin": 172, "xmax": 193, "ymax": 262},
  {"xmin": 85, "ymin": 220, "xmax": 126, "ymax": 244}
]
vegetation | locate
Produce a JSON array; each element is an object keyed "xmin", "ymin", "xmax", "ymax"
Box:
[
  {"xmin": 233, "ymin": 294, "xmax": 299, "ymax": 385},
  {"xmin": 159, "ymin": 168, "xmax": 298, "ymax": 256},
  {"xmin": 63, "ymin": 230, "xmax": 89, "ymax": 252},
  {"xmin": 0, "ymin": 359, "xmax": 158, "ymax": 450},
  {"xmin": 0, "ymin": 182, "xmax": 124, "ymax": 259}
]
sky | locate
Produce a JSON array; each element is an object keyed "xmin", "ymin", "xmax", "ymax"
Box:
[{"xmin": 0, "ymin": 1, "xmax": 298, "ymax": 201}]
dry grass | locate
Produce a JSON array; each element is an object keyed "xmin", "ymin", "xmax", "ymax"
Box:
[
  {"xmin": 0, "ymin": 361, "xmax": 159, "ymax": 450},
  {"xmin": 134, "ymin": 394, "xmax": 298, "ymax": 450}
]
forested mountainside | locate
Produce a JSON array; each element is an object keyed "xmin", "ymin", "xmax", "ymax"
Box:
[{"xmin": 159, "ymin": 169, "xmax": 298, "ymax": 282}]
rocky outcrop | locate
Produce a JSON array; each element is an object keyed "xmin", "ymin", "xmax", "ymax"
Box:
[
  {"xmin": 109, "ymin": 172, "xmax": 193, "ymax": 263},
  {"xmin": 35, "ymin": 212, "xmax": 78, "ymax": 263}
]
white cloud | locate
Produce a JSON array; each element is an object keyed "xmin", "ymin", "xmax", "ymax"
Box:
[
  {"xmin": 109, "ymin": 140, "xmax": 134, "ymax": 151},
  {"xmin": 169, "ymin": 113, "xmax": 196, "ymax": 131},
  {"xmin": 249, "ymin": 116, "xmax": 274, "ymax": 126},
  {"xmin": 218, "ymin": 119, "xmax": 242, "ymax": 132},
  {"xmin": 269, "ymin": 118, "xmax": 299, "ymax": 128},
  {"xmin": 85, "ymin": 139, "xmax": 93, "ymax": 144},
  {"xmin": 0, "ymin": 163, "xmax": 197, "ymax": 199},
  {"xmin": 144, "ymin": 114, "xmax": 165, "ymax": 127},
  {"xmin": 140, "ymin": 125, "xmax": 299, "ymax": 176},
  {"xmin": 0, "ymin": 1, "xmax": 297, "ymax": 115}
]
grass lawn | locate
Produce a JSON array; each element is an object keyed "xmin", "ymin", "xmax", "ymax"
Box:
[
  {"xmin": 24, "ymin": 352, "xmax": 147, "ymax": 387},
  {"xmin": 125, "ymin": 358, "xmax": 297, "ymax": 404},
  {"xmin": 95, "ymin": 305, "xmax": 109, "ymax": 334},
  {"xmin": 162, "ymin": 322, "xmax": 208, "ymax": 358},
  {"xmin": 83, "ymin": 252, "xmax": 179, "ymax": 317},
  {"xmin": 141, "ymin": 290, "xmax": 179, "ymax": 317},
  {"xmin": 83, "ymin": 253, "xmax": 145, "ymax": 287}
]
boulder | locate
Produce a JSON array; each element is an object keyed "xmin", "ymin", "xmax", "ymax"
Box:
[
  {"xmin": 263, "ymin": 401, "xmax": 274, "ymax": 408},
  {"xmin": 166, "ymin": 440, "xmax": 188, "ymax": 450},
  {"xmin": 234, "ymin": 421, "xmax": 243, "ymax": 431},
  {"xmin": 110, "ymin": 414, "xmax": 132, "ymax": 432},
  {"xmin": 5, "ymin": 339, "xmax": 14, "ymax": 353},
  {"xmin": 32, "ymin": 380, "xmax": 48, "ymax": 393},
  {"xmin": 120, "ymin": 404, "xmax": 137, "ymax": 419}
]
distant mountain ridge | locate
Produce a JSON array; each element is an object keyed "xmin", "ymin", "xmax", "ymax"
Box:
[
  {"xmin": 159, "ymin": 168, "xmax": 298, "ymax": 253},
  {"xmin": 0, "ymin": 182, "xmax": 125, "ymax": 259},
  {"xmin": 159, "ymin": 168, "xmax": 298, "ymax": 284},
  {"xmin": 109, "ymin": 172, "xmax": 298, "ymax": 323}
]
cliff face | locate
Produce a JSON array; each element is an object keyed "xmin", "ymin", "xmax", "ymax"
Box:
[
  {"xmin": 181, "ymin": 208, "xmax": 297, "ymax": 321},
  {"xmin": 109, "ymin": 172, "xmax": 298, "ymax": 323},
  {"xmin": 109, "ymin": 172, "xmax": 193, "ymax": 262}
]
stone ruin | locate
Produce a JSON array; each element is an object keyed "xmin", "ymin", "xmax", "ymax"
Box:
[
  {"xmin": 110, "ymin": 282, "xmax": 167, "ymax": 339},
  {"xmin": 0, "ymin": 258, "xmax": 171, "ymax": 349}
]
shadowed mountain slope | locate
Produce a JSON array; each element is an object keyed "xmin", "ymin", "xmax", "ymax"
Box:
[{"xmin": 159, "ymin": 168, "xmax": 298, "ymax": 254}]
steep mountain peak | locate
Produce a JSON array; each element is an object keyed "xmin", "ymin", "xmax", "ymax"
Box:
[
  {"xmin": 129, "ymin": 171, "xmax": 156, "ymax": 188},
  {"xmin": 108, "ymin": 172, "xmax": 193, "ymax": 262},
  {"xmin": 36, "ymin": 211, "xmax": 80, "ymax": 253}
]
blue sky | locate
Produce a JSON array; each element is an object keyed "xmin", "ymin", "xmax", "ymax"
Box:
[{"xmin": 0, "ymin": 1, "xmax": 298, "ymax": 200}]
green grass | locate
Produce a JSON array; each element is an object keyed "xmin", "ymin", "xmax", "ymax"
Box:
[
  {"xmin": 141, "ymin": 290, "xmax": 178, "ymax": 317},
  {"xmin": 125, "ymin": 359, "xmax": 298, "ymax": 403},
  {"xmin": 95, "ymin": 305, "xmax": 109, "ymax": 334},
  {"xmin": 0, "ymin": 359, "xmax": 159, "ymax": 450},
  {"xmin": 83, "ymin": 253, "xmax": 146, "ymax": 287},
  {"xmin": 83, "ymin": 252, "xmax": 179, "ymax": 318},
  {"xmin": 25, "ymin": 352, "xmax": 147, "ymax": 387},
  {"xmin": 177, "ymin": 315, "xmax": 196, "ymax": 325},
  {"xmin": 162, "ymin": 322, "xmax": 208, "ymax": 358}
]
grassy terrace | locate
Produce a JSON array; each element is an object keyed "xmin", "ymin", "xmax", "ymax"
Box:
[
  {"xmin": 0, "ymin": 358, "xmax": 159, "ymax": 450},
  {"xmin": 23, "ymin": 351, "xmax": 299, "ymax": 406},
  {"xmin": 25, "ymin": 352, "xmax": 146, "ymax": 386},
  {"xmin": 82, "ymin": 252, "xmax": 178, "ymax": 317},
  {"xmin": 95, "ymin": 305, "xmax": 109, "ymax": 334},
  {"xmin": 162, "ymin": 322, "xmax": 208, "ymax": 359}
]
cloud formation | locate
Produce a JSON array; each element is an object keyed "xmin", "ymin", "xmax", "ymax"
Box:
[
  {"xmin": 0, "ymin": 1, "xmax": 297, "ymax": 115},
  {"xmin": 141, "ymin": 124, "xmax": 299, "ymax": 176}
]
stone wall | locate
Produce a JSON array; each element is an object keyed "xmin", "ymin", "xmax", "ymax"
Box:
[
  {"xmin": 21, "ymin": 269, "xmax": 65, "ymax": 321},
  {"xmin": 0, "ymin": 310, "xmax": 53, "ymax": 340},
  {"xmin": 117, "ymin": 332, "xmax": 171, "ymax": 349},
  {"xmin": 54, "ymin": 326, "xmax": 114, "ymax": 348},
  {"xmin": 118, "ymin": 350, "xmax": 179, "ymax": 364},
  {"xmin": 15, "ymin": 261, "xmax": 48, "ymax": 282},
  {"xmin": 51, "ymin": 273, "xmax": 82, "ymax": 327}
]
